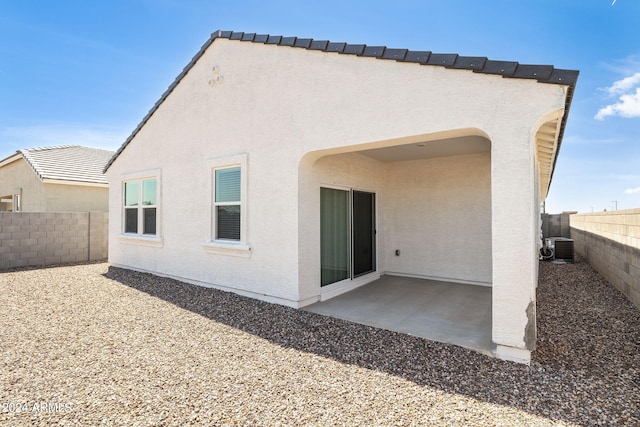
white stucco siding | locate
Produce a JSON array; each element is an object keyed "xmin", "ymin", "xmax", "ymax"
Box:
[
  {"xmin": 296, "ymin": 150, "xmax": 492, "ymax": 303},
  {"xmin": 383, "ymin": 152, "xmax": 492, "ymax": 285},
  {"xmin": 297, "ymin": 152, "xmax": 386, "ymax": 301},
  {"xmin": 0, "ymin": 159, "xmax": 47, "ymax": 211},
  {"xmin": 106, "ymin": 43, "xmax": 306, "ymax": 304},
  {"xmin": 107, "ymin": 139, "xmax": 302, "ymax": 304},
  {"xmin": 490, "ymin": 124, "xmax": 546, "ymax": 362},
  {"xmin": 0, "ymin": 158, "xmax": 108, "ymax": 212},
  {"xmin": 43, "ymin": 184, "xmax": 109, "ymax": 212},
  {"xmin": 107, "ymin": 33, "xmax": 569, "ymax": 352},
  {"xmin": 204, "ymin": 40, "xmax": 563, "ymax": 154}
]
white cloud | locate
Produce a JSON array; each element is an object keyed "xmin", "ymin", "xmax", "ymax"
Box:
[
  {"xmin": 595, "ymin": 70, "xmax": 640, "ymax": 120},
  {"xmin": 624, "ymin": 187, "xmax": 640, "ymax": 195},
  {"xmin": 595, "ymin": 87, "xmax": 640, "ymax": 120},
  {"xmin": 606, "ymin": 72, "xmax": 640, "ymax": 96}
]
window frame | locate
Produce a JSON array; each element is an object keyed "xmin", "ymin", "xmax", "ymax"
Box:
[
  {"xmin": 12, "ymin": 194, "xmax": 21, "ymax": 212},
  {"xmin": 202, "ymin": 154, "xmax": 251, "ymax": 257},
  {"xmin": 119, "ymin": 169, "xmax": 163, "ymax": 247},
  {"xmin": 213, "ymin": 166, "xmax": 241, "ymax": 241}
]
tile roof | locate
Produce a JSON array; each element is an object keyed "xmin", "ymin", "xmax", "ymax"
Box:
[
  {"xmin": 104, "ymin": 30, "xmax": 579, "ymax": 173},
  {"xmin": 17, "ymin": 145, "xmax": 114, "ymax": 185}
]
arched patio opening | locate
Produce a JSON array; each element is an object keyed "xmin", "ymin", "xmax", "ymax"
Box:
[{"xmin": 297, "ymin": 129, "xmax": 494, "ymax": 354}]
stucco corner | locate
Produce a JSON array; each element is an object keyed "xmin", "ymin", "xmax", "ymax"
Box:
[{"xmin": 524, "ymin": 300, "xmax": 536, "ymax": 351}]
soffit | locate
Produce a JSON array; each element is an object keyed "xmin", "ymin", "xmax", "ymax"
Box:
[
  {"xmin": 358, "ymin": 135, "xmax": 490, "ymax": 163},
  {"xmin": 536, "ymin": 119, "xmax": 562, "ymax": 200}
]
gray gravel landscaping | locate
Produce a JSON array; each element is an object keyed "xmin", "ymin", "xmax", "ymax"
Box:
[{"xmin": 1, "ymin": 256, "xmax": 639, "ymax": 426}]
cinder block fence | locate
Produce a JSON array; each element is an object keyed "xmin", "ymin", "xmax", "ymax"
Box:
[
  {"xmin": 571, "ymin": 209, "xmax": 640, "ymax": 308},
  {"xmin": 0, "ymin": 212, "xmax": 108, "ymax": 270}
]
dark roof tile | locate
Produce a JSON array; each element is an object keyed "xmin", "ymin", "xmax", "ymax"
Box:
[
  {"xmin": 382, "ymin": 48, "xmax": 408, "ymax": 61},
  {"xmin": 254, "ymin": 34, "xmax": 269, "ymax": 43},
  {"xmin": 230, "ymin": 31, "xmax": 243, "ymax": 40},
  {"xmin": 547, "ymin": 69, "xmax": 580, "ymax": 85},
  {"xmin": 280, "ymin": 36, "xmax": 297, "ymax": 46},
  {"xmin": 480, "ymin": 60, "xmax": 519, "ymax": 76},
  {"xmin": 343, "ymin": 44, "xmax": 365, "ymax": 55},
  {"xmin": 512, "ymin": 64, "xmax": 554, "ymax": 80},
  {"xmin": 266, "ymin": 35, "xmax": 282, "ymax": 44},
  {"xmin": 309, "ymin": 40, "xmax": 329, "ymax": 50},
  {"xmin": 404, "ymin": 51, "xmax": 431, "ymax": 64},
  {"xmin": 294, "ymin": 38, "xmax": 312, "ymax": 48},
  {"xmin": 362, "ymin": 46, "xmax": 386, "ymax": 57},
  {"xmin": 453, "ymin": 56, "xmax": 487, "ymax": 70},
  {"xmin": 326, "ymin": 42, "xmax": 346, "ymax": 53},
  {"xmin": 428, "ymin": 53, "xmax": 458, "ymax": 67}
]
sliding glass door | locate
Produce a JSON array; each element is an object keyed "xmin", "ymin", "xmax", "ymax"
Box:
[
  {"xmin": 320, "ymin": 188, "xmax": 350, "ymax": 286},
  {"xmin": 320, "ymin": 187, "xmax": 376, "ymax": 287},
  {"xmin": 352, "ymin": 190, "xmax": 376, "ymax": 277}
]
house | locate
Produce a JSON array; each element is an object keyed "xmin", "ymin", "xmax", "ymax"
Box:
[
  {"xmin": 0, "ymin": 145, "xmax": 114, "ymax": 212},
  {"xmin": 104, "ymin": 30, "xmax": 578, "ymax": 364}
]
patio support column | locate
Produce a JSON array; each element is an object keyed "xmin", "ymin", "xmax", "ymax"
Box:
[{"xmin": 491, "ymin": 128, "xmax": 538, "ymax": 364}]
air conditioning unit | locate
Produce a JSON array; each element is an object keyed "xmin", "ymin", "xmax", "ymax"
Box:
[{"xmin": 545, "ymin": 237, "xmax": 574, "ymax": 262}]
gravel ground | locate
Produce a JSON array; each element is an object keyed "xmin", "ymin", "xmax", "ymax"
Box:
[{"xmin": 0, "ymin": 256, "xmax": 638, "ymax": 426}]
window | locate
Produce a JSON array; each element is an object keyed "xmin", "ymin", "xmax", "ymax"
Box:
[
  {"xmin": 214, "ymin": 167, "xmax": 241, "ymax": 240},
  {"xmin": 203, "ymin": 154, "xmax": 250, "ymax": 257},
  {"xmin": 123, "ymin": 177, "xmax": 157, "ymax": 236}
]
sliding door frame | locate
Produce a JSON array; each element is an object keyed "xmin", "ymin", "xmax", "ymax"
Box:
[{"xmin": 320, "ymin": 184, "xmax": 379, "ymax": 300}]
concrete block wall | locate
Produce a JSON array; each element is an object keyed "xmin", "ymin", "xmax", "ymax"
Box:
[
  {"xmin": 542, "ymin": 212, "xmax": 574, "ymax": 239},
  {"xmin": 0, "ymin": 212, "xmax": 108, "ymax": 269},
  {"xmin": 570, "ymin": 209, "xmax": 640, "ymax": 308}
]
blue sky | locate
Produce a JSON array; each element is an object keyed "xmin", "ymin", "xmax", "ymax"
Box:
[{"xmin": 1, "ymin": 0, "xmax": 638, "ymax": 213}]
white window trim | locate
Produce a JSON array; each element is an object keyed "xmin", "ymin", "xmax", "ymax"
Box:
[
  {"xmin": 202, "ymin": 154, "xmax": 250, "ymax": 257},
  {"xmin": 119, "ymin": 234, "xmax": 164, "ymax": 247},
  {"xmin": 119, "ymin": 168, "xmax": 163, "ymax": 247},
  {"xmin": 13, "ymin": 194, "xmax": 21, "ymax": 212}
]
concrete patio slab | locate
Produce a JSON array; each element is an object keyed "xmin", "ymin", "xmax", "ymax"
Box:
[{"xmin": 304, "ymin": 275, "xmax": 493, "ymax": 355}]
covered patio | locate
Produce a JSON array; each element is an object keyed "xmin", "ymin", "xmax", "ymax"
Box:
[{"xmin": 304, "ymin": 275, "xmax": 493, "ymax": 355}]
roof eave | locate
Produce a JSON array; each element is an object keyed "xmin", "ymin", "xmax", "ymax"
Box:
[
  {"xmin": 41, "ymin": 178, "xmax": 109, "ymax": 188},
  {"xmin": 544, "ymin": 77, "xmax": 578, "ymax": 198},
  {"xmin": 0, "ymin": 153, "xmax": 23, "ymax": 168}
]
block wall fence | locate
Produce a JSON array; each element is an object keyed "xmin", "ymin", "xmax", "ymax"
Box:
[
  {"xmin": 541, "ymin": 212, "xmax": 573, "ymax": 239},
  {"xmin": 0, "ymin": 212, "xmax": 108, "ymax": 270},
  {"xmin": 570, "ymin": 209, "xmax": 640, "ymax": 308}
]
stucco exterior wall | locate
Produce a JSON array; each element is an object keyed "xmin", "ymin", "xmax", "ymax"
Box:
[
  {"xmin": 0, "ymin": 158, "xmax": 47, "ymax": 211},
  {"xmin": 107, "ymin": 38, "xmax": 569, "ymax": 362},
  {"xmin": 0, "ymin": 157, "xmax": 109, "ymax": 212},
  {"xmin": 43, "ymin": 184, "xmax": 109, "ymax": 212},
  {"xmin": 296, "ymin": 150, "xmax": 491, "ymax": 301},
  {"xmin": 383, "ymin": 152, "xmax": 492, "ymax": 285},
  {"xmin": 297, "ymin": 152, "xmax": 386, "ymax": 301}
]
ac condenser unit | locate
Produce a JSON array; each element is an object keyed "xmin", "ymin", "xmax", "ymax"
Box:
[{"xmin": 552, "ymin": 238, "xmax": 574, "ymax": 262}]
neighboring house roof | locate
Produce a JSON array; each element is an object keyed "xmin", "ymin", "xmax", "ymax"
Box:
[
  {"xmin": 0, "ymin": 145, "xmax": 115, "ymax": 186},
  {"xmin": 104, "ymin": 30, "xmax": 579, "ymax": 179}
]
